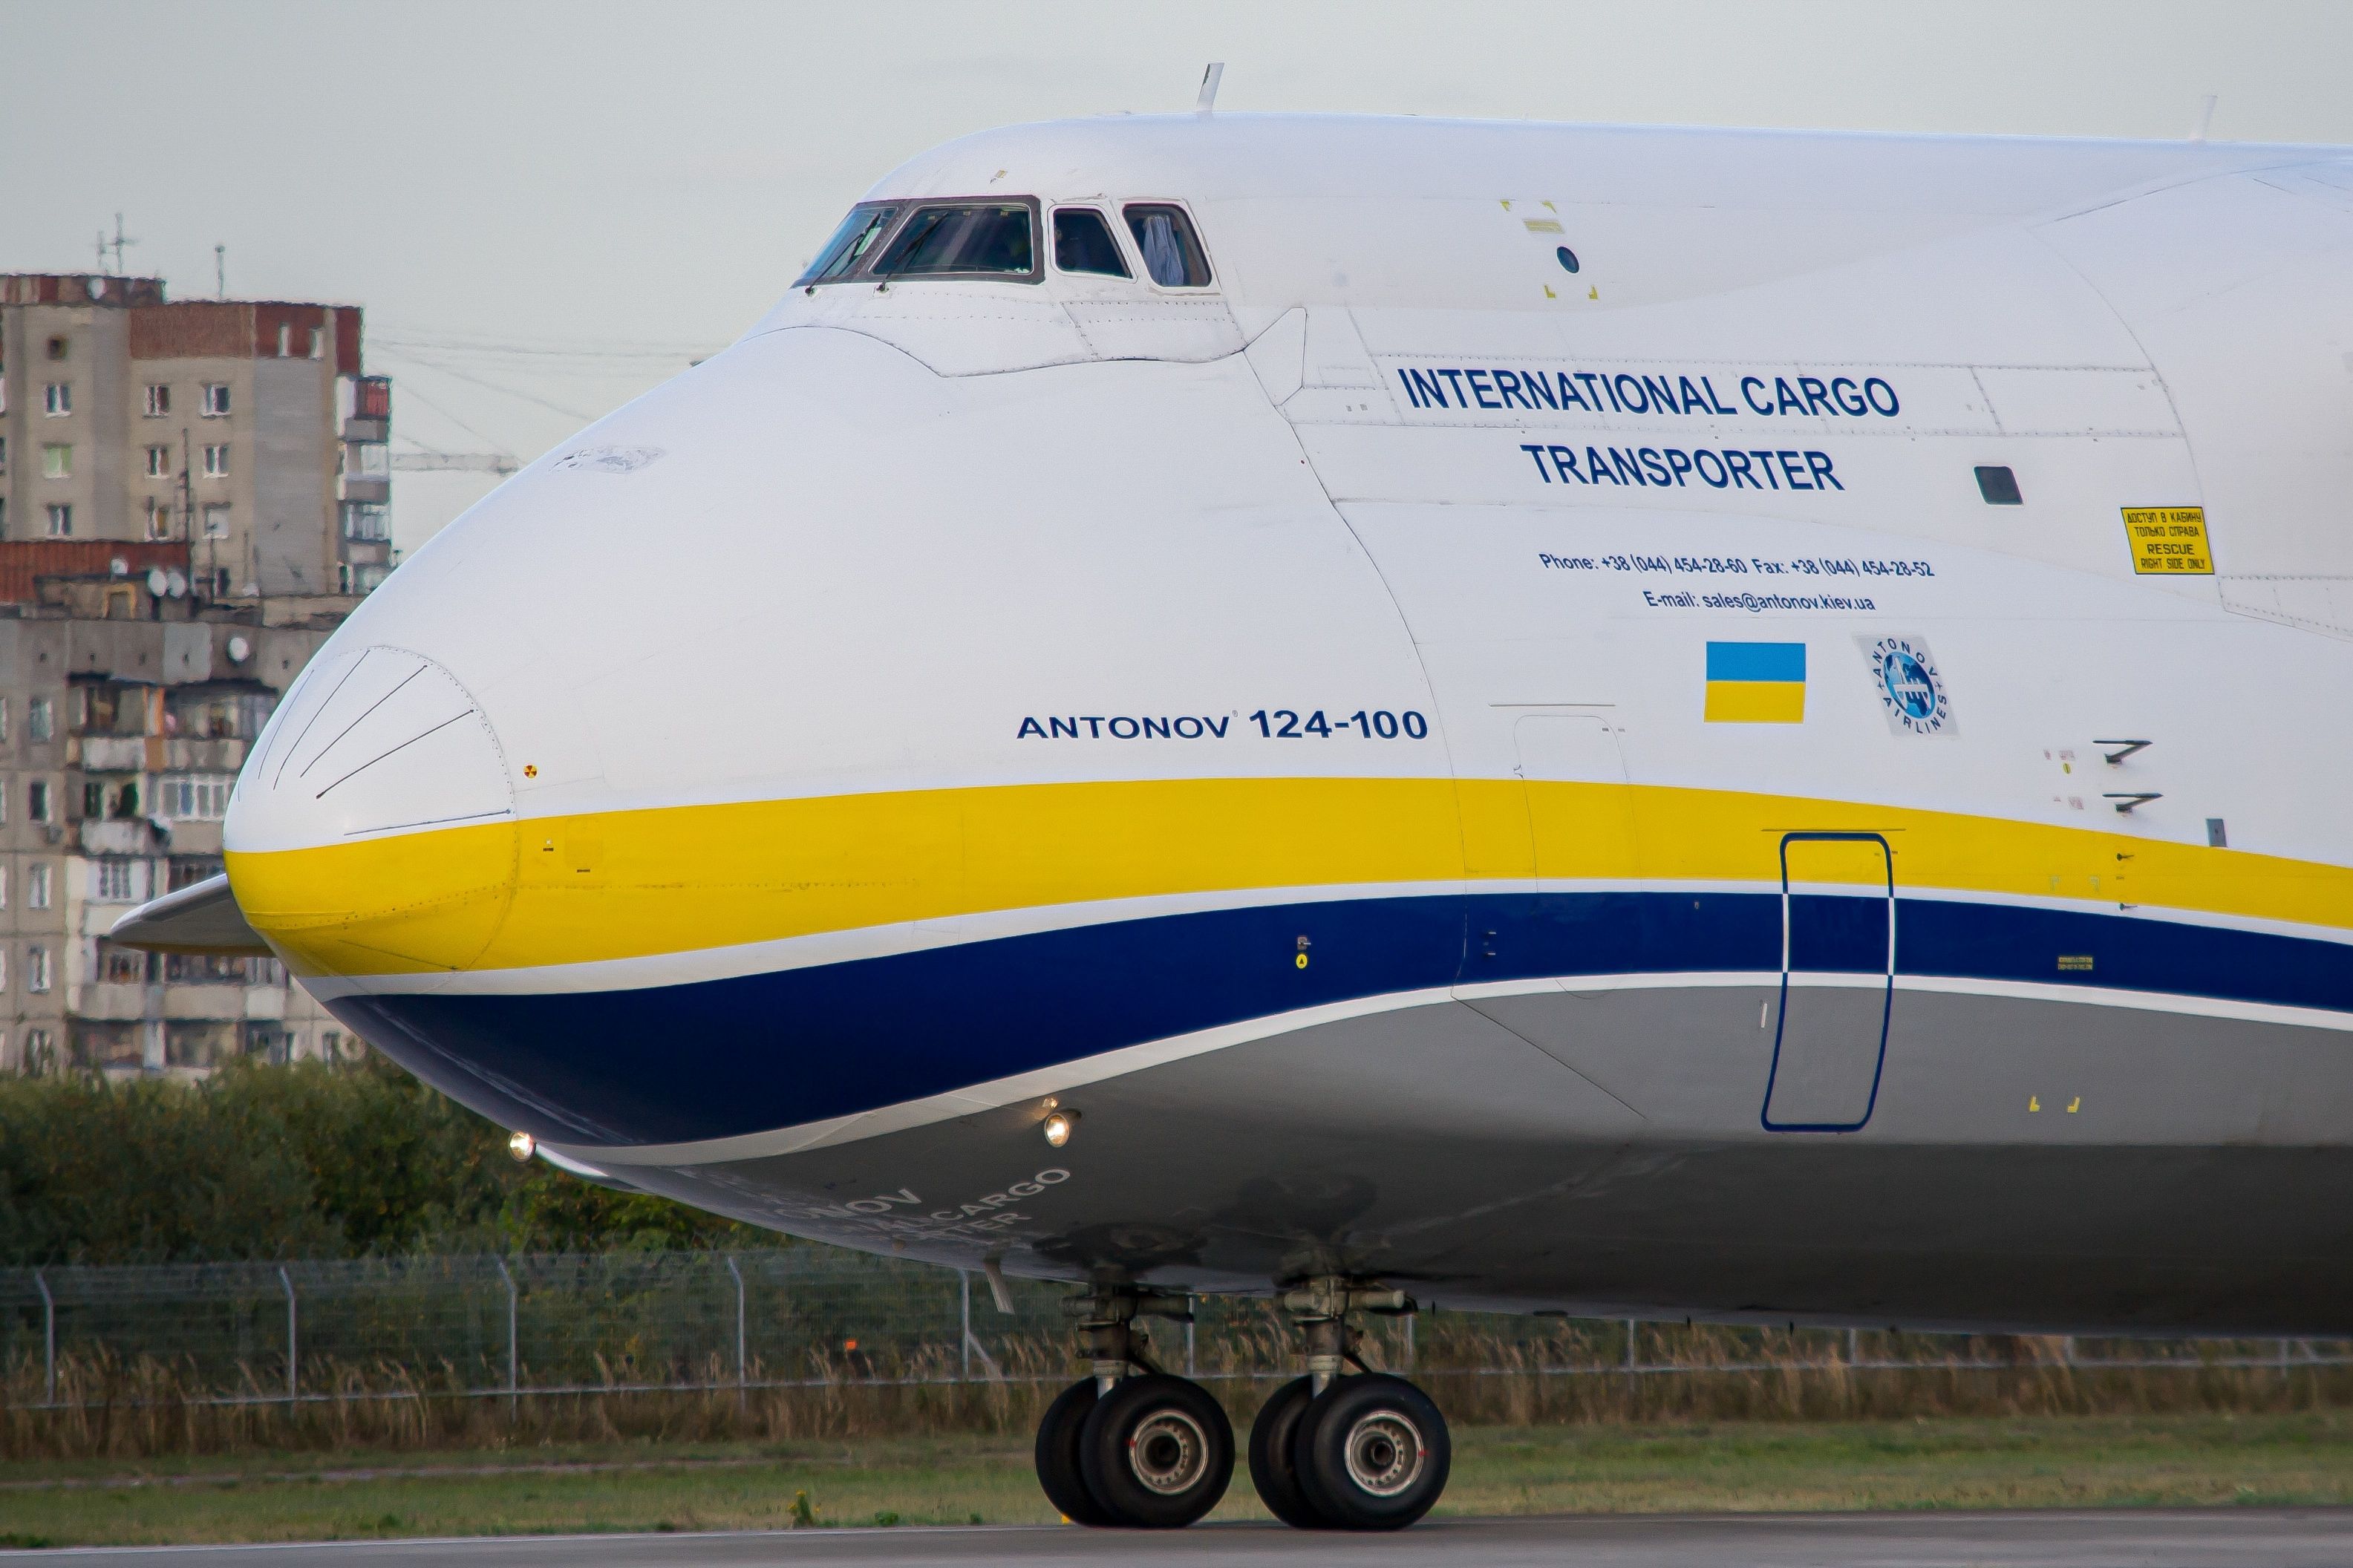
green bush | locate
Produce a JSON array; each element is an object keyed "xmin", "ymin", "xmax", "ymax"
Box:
[{"xmin": 0, "ymin": 1058, "xmax": 771, "ymax": 1265}]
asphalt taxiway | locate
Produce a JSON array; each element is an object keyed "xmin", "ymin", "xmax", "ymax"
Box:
[{"xmin": 10, "ymin": 1509, "xmax": 2350, "ymax": 1567}]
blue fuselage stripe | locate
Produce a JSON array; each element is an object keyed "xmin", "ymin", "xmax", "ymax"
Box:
[{"xmin": 332, "ymin": 892, "xmax": 2353, "ymax": 1148}]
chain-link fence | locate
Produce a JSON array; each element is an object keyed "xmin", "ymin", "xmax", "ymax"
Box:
[{"xmin": 6, "ymin": 1250, "xmax": 2348, "ymax": 1414}]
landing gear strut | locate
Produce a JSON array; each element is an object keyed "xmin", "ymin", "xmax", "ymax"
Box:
[
  {"xmin": 1031, "ymin": 1277, "xmax": 1451, "ymax": 1531},
  {"xmin": 1247, "ymin": 1278, "xmax": 1451, "ymax": 1531},
  {"xmin": 1033, "ymin": 1284, "xmax": 1233, "ymax": 1529}
]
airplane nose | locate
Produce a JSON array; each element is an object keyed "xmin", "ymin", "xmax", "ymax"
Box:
[{"xmin": 225, "ymin": 644, "xmax": 520, "ymax": 977}]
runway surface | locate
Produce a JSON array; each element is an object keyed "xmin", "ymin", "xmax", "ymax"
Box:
[{"xmin": 10, "ymin": 1510, "xmax": 2351, "ymax": 1567}]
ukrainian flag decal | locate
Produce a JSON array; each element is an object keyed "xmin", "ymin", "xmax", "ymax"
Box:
[{"xmin": 1704, "ymin": 641, "xmax": 1807, "ymax": 723}]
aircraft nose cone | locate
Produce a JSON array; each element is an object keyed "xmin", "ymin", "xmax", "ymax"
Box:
[{"xmin": 225, "ymin": 645, "xmax": 520, "ymax": 977}]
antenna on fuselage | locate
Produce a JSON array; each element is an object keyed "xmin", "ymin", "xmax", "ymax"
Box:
[
  {"xmin": 2190, "ymin": 94, "xmax": 2217, "ymax": 142},
  {"xmin": 1196, "ymin": 62, "xmax": 1224, "ymax": 115}
]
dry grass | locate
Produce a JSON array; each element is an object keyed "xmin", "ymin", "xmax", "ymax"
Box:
[{"xmin": 8, "ymin": 1321, "xmax": 2351, "ymax": 1462}]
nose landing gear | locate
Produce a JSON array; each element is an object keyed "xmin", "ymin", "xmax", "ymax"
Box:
[
  {"xmin": 1030, "ymin": 1277, "xmax": 1450, "ymax": 1531},
  {"xmin": 1034, "ymin": 1284, "xmax": 1234, "ymax": 1529},
  {"xmin": 1247, "ymin": 1277, "xmax": 1450, "ymax": 1530}
]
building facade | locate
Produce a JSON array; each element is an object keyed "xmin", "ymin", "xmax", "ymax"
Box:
[
  {"xmin": 0, "ymin": 595, "xmax": 359, "ymax": 1076},
  {"xmin": 0, "ymin": 272, "xmax": 395, "ymax": 601}
]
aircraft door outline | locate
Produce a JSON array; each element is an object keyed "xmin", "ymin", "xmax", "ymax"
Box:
[{"xmin": 1762, "ymin": 831, "xmax": 1894, "ymax": 1134}]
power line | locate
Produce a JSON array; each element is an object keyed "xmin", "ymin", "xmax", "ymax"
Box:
[{"xmin": 373, "ymin": 347, "xmax": 601, "ymax": 422}]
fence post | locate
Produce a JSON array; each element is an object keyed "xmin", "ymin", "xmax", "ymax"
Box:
[
  {"xmin": 1847, "ymin": 1327, "xmax": 1860, "ymax": 1366},
  {"xmin": 278, "ymin": 1265, "xmax": 298, "ymax": 1401},
  {"xmin": 494, "ymin": 1256, "xmax": 518, "ymax": 1408},
  {"xmin": 959, "ymin": 1270, "xmax": 972, "ymax": 1381},
  {"xmin": 34, "ymin": 1269, "xmax": 55, "ymax": 1406},
  {"xmin": 1403, "ymin": 1308, "xmax": 1414, "ymax": 1374},
  {"xmin": 727, "ymin": 1254, "xmax": 748, "ymax": 1408},
  {"xmin": 1187, "ymin": 1295, "xmax": 1196, "ymax": 1379}
]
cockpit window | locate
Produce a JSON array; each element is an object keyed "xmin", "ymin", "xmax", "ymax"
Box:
[
  {"xmin": 1052, "ymin": 209, "xmax": 1130, "ymax": 277},
  {"xmin": 797, "ymin": 203, "xmax": 900, "ymax": 287},
  {"xmin": 1122, "ymin": 204, "xmax": 1213, "ymax": 288},
  {"xmin": 873, "ymin": 201, "xmax": 1038, "ymax": 280}
]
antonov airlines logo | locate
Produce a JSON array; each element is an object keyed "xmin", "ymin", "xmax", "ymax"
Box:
[{"xmin": 1704, "ymin": 641, "xmax": 1807, "ymax": 724}]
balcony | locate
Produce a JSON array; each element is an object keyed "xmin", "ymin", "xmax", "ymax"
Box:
[
  {"xmin": 79, "ymin": 819, "xmax": 157, "ymax": 855},
  {"xmin": 339, "ymin": 476, "xmax": 391, "ymax": 505},
  {"xmin": 342, "ymin": 416, "xmax": 389, "ymax": 443},
  {"xmin": 79, "ymin": 735, "xmax": 150, "ymax": 771}
]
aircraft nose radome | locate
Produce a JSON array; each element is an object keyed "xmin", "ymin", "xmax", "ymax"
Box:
[{"xmin": 225, "ymin": 645, "xmax": 520, "ymax": 977}]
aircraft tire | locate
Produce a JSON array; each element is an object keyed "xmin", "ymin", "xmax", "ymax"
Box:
[
  {"xmin": 1246, "ymin": 1375, "xmax": 1331, "ymax": 1528},
  {"xmin": 1295, "ymin": 1373, "xmax": 1451, "ymax": 1530},
  {"xmin": 1034, "ymin": 1378, "xmax": 1115, "ymax": 1526},
  {"xmin": 1076, "ymin": 1373, "xmax": 1235, "ymax": 1528}
]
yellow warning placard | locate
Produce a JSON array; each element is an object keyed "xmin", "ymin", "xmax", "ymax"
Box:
[{"xmin": 2120, "ymin": 506, "xmax": 2213, "ymax": 575}]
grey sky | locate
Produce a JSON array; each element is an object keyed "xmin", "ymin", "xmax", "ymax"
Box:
[{"xmin": 7, "ymin": 0, "xmax": 2352, "ymax": 551}]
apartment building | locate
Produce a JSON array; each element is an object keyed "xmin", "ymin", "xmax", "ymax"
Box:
[
  {"xmin": 0, "ymin": 272, "xmax": 394, "ymax": 603},
  {"xmin": 0, "ymin": 590, "xmax": 356, "ymax": 1075}
]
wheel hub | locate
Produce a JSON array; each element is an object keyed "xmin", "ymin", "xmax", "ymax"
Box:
[
  {"xmin": 1342, "ymin": 1410, "xmax": 1426, "ymax": 1497},
  {"xmin": 1129, "ymin": 1408, "xmax": 1210, "ymax": 1494}
]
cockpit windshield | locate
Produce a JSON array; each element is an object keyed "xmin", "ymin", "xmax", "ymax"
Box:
[
  {"xmin": 797, "ymin": 203, "xmax": 900, "ymax": 287},
  {"xmin": 873, "ymin": 203, "xmax": 1037, "ymax": 278}
]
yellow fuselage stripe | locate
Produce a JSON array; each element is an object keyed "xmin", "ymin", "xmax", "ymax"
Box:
[{"xmin": 223, "ymin": 777, "xmax": 2353, "ymax": 978}]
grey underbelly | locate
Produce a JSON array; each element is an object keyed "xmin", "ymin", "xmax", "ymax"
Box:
[{"xmin": 618, "ymin": 984, "xmax": 2353, "ymax": 1336}]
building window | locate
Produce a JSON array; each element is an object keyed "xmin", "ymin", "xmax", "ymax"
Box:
[
  {"xmin": 45, "ymin": 504, "xmax": 72, "ymax": 538},
  {"xmin": 0, "ymin": 435, "xmax": 9, "ymax": 471},
  {"xmin": 28, "ymin": 865, "xmax": 50, "ymax": 909},
  {"xmin": 28, "ymin": 781, "xmax": 50, "ymax": 822},
  {"xmin": 45, "ymin": 336, "xmax": 68, "ymax": 361},
  {"xmin": 102, "ymin": 943, "xmax": 146, "ymax": 983},
  {"xmin": 95, "ymin": 860, "xmax": 137, "ymax": 902},
  {"xmin": 146, "ymin": 445, "xmax": 171, "ymax": 477},
  {"xmin": 23, "ymin": 1028, "xmax": 54, "ymax": 1075},
  {"xmin": 276, "ymin": 322, "xmax": 292, "ymax": 357},
  {"xmin": 355, "ymin": 443, "xmax": 390, "ymax": 477},
  {"xmin": 0, "ymin": 948, "xmax": 7, "ymax": 991},
  {"xmin": 42, "ymin": 443, "xmax": 71, "ymax": 479},
  {"xmin": 342, "ymin": 502, "xmax": 389, "ymax": 541},
  {"xmin": 203, "ymin": 443, "xmax": 229, "ymax": 477},
  {"xmin": 160, "ymin": 774, "xmax": 233, "ymax": 820},
  {"xmin": 202, "ymin": 503, "xmax": 229, "ymax": 538},
  {"xmin": 146, "ymin": 500, "xmax": 173, "ymax": 540},
  {"xmin": 29, "ymin": 699, "xmax": 53, "ymax": 741},
  {"xmin": 144, "ymin": 383, "xmax": 171, "ymax": 416},
  {"xmin": 356, "ymin": 564, "xmax": 389, "ymax": 592},
  {"xmin": 43, "ymin": 382, "xmax": 71, "ymax": 416},
  {"xmin": 0, "ymin": 864, "xmax": 8, "ymax": 905},
  {"xmin": 309, "ymin": 327, "xmax": 324, "ymax": 359},
  {"xmin": 26, "ymin": 947, "xmax": 50, "ymax": 993},
  {"xmin": 0, "ymin": 696, "xmax": 9, "ymax": 742},
  {"xmin": 200, "ymin": 382, "xmax": 231, "ymax": 416}
]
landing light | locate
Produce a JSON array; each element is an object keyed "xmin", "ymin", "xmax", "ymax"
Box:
[
  {"xmin": 1042, "ymin": 1110, "xmax": 1078, "ymax": 1149},
  {"xmin": 508, "ymin": 1130, "xmax": 537, "ymax": 1163}
]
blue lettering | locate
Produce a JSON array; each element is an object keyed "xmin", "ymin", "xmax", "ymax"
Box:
[
  {"xmin": 1613, "ymin": 374, "xmax": 1651, "ymax": 414},
  {"xmin": 1466, "ymin": 369, "xmax": 1502, "ymax": 409},
  {"xmin": 1437, "ymin": 369, "xmax": 1468, "ymax": 405},
  {"xmin": 1587, "ymin": 445, "xmax": 1622, "ymax": 484},
  {"xmin": 1774, "ymin": 378, "xmax": 1806, "ymax": 416},
  {"xmin": 1402, "ymin": 368, "xmax": 1443, "ymax": 408},
  {"xmin": 1080, "ymin": 716, "xmax": 1105, "ymax": 737},
  {"xmin": 1521, "ymin": 443, "xmax": 1553, "ymax": 480},
  {"xmin": 1749, "ymin": 450, "xmax": 1783, "ymax": 489},
  {"xmin": 1641, "ymin": 374, "xmax": 1678, "ymax": 414},
  {"xmin": 1556, "ymin": 373, "xmax": 1591, "ymax": 411},
  {"xmin": 1777, "ymin": 450, "xmax": 1812, "ymax": 489},
  {"xmin": 1639, "ymin": 448, "xmax": 1673, "ymax": 486},
  {"xmin": 1050, "ymin": 718, "xmax": 1079, "ymax": 739},
  {"xmin": 1676, "ymin": 376, "xmax": 1710, "ymax": 414},
  {"xmin": 1694, "ymin": 449, "xmax": 1730, "ymax": 487},
  {"xmin": 1830, "ymin": 376, "xmax": 1866, "ymax": 416},
  {"xmin": 1798, "ymin": 377, "xmax": 1833, "ymax": 416},
  {"xmin": 1525, "ymin": 372, "xmax": 1559, "ymax": 411},
  {"xmin": 1724, "ymin": 450, "xmax": 1759, "ymax": 489},
  {"xmin": 1864, "ymin": 376, "xmax": 1900, "ymax": 416},
  {"xmin": 1609, "ymin": 447, "xmax": 1647, "ymax": 485},
  {"xmin": 1173, "ymin": 716, "xmax": 1204, "ymax": 738},
  {"xmin": 1017, "ymin": 717, "xmax": 1047, "ymax": 739},
  {"xmin": 1142, "ymin": 716, "xmax": 1171, "ymax": 739},
  {"xmin": 1547, "ymin": 444, "xmax": 1582, "ymax": 482},
  {"xmin": 1740, "ymin": 376, "xmax": 1772, "ymax": 416},
  {"xmin": 1665, "ymin": 448, "xmax": 1695, "ymax": 485},
  {"xmin": 1576, "ymin": 372, "xmax": 1607, "ymax": 411},
  {"xmin": 1703, "ymin": 376, "xmax": 1739, "ymax": 416},
  {"xmin": 1492, "ymin": 369, "xmax": 1535, "ymax": 410},
  {"xmin": 1109, "ymin": 716, "xmax": 1141, "ymax": 738},
  {"xmin": 1205, "ymin": 716, "xmax": 1230, "ymax": 738},
  {"xmin": 1805, "ymin": 451, "xmax": 1843, "ymax": 490}
]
